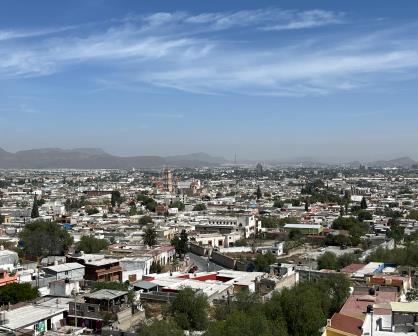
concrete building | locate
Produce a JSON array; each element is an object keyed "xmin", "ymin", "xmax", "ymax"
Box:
[
  {"xmin": 283, "ymin": 223, "xmax": 323, "ymax": 235},
  {"xmin": 42, "ymin": 262, "xmax": 85, "ymax": 281}
]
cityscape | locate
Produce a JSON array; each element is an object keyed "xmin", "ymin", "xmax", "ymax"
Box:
[{"xmin": 1, "ymin": 1, "xmax": 418, "ymax": 336}]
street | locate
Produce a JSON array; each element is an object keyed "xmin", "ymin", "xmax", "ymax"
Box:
[{"xmin": 186, "ymin": 252, "xmax": 225, "ymax": 272}]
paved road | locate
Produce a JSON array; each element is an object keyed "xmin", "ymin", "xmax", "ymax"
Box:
[{"xmin": 186, "ymin": 252, "xmax": 224, "ymax": 272}]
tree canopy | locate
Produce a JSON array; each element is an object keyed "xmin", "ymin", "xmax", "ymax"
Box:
[
  {"xmin": 19, "ymin": 220, "xmax": 73, "ymax": 257},
  {"xmin": 171, "ymin": 229, "xmax": 188, "ymax": 256},
  {"xmin": 367, "ymin": 243, "xmax": 418, "ymax": 266},
  {"xmin": 137, "ymin": 194, "xmax": 157, "ymax": 212},
  {"xmin": 170, "ymin": 200, "xmax": 185, "ymax": 211},
  {"xmin": 139, "ymin": 319, "xmax": 183, "ymax": 336},
  {"xmin": 317, "ymin": 251, "xmax": 359, "ymax": 271},
  {"xmin": 111, "ymin": 190, "xmax": 123, "ymax": 207},
  {"xmin": 139, "ymin": 215, "xmax": 154, "ymax": 225},
  {"xmin": 0, "ymin": 283, "xmax": 39, "ymax": 304},
  {"xmin": 76, "ymin": 236, "xmax": 109, "ymax": 254},
  {"xmin": 143, "ymin": 274, "xmax": 350, "ymax": 336},
  {"xmin": 168, "ymin": 287, "xmax": 209, "ymax": 331},
  {"xmin": 143, "ymin": 225, "xmax": 157, "ymax": 247},
  {"xmin": 254, "ymin": 252, "xmax": 276, "ymax": 272},
  {"xmin": 193, "ymin": 203, "xmax": 207, "ymax": 211},
  {"xmin": 31, "ymin": 196, "xmax": 39, "ymax": 219}
]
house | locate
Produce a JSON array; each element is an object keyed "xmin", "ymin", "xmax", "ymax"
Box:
[
  {"xmin": 67, "ymin": 253, "xmax": 122, "ymax": 282},
  {"xmin": 195, "ymin": 215, "xmax": 260, "ymax": 239},
  {"xmin": 283, "ymin": 223, "xmax": 323, "ymax": 235},
  {"xmin": 119, "ymin": 257, "xmax": 153, "ymax": 283},
  {"xmin": 0, "ymin": 268, "xmax": 17, "ymax": 286},
  {"xmin": 43, "ymin": 262, "xmax": 85, "ymax": 281},
  {"xmin": 1, "ymin": 297, "xmax": 72, "ymax": 334},
  {"xmin": 0, "ymin": 249, "xmax": 19, "ymax": 271},
  {"xmin": 68, "ymin": 289, "xmax": 142, "ymax": 331}
]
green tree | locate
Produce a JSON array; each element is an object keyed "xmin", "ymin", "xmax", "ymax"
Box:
[
  {"xmin": 170, "ymin": 200, "xmax": 185, "ymax": 211},
  {"xmin": 86, "ymin": 207, "xmax": 99, "ymax": 215},
  {"xmin": 143, "ymin": 225, "xmax": 157, "ymax": 247},
  {"xmin": 171, "ymin": 229, "xmax": 188, "ymax": 257},
  {"xmin": 169, "ymin": 287, "xmax": 209, "ymax": 331},
  {"xmin": 31, "ymin": 196, "xmax": 40, "ymax": 219},
  {"xmin": 206, "ymin": 310, "xmax": 287, "ymax": 336},
  {"xmin": 137, "ymin": 194, "xmax": 157, "ymax": 212},
  {"xmin": 139, "ymin": 215, "xmax": 153, "ymax": 225},
  {"xmin": 0, "ymin": 283, "xmax": 39, "ymax": 304},
  {"xmin": 139, "ymin": 319, "xmax": 183, "ymax": 336},
  {"xmin": 19, "ymin": 220, "xmax": 73, "ymax": 257},
  {"xmin": 332, "ymin": 216, "xmax": 368, "ymax": 241},
  {"xmin": 337, "ymin": 253, "xmax": 359, "ymax": 269},
  {"xmin": 193, "ymin": 203, "xmax": 207, "ymax": 211},
  {"xmin": 111, "ymin": 190, "xmax": 122, "ymax": 207},
  {"xmin": 357, "ymin": 210, "xmax": 372, "ymax": 222},
  {"xmin": 317, "ymin": 274, "xmax": 351, "ymax": 315},
  {"xmin": 76, "ymin": 236, "xmax": 109, "ymax": 254},
  {"xmin": 288, "ymin": 229, "xmax": 303, "ymax": 241},
  {"xmin": 367, "ymin": 243, "xmax": 418, "ymax": 267},
  {"xmin": 407, "ymin": 210, "xmax": 418, "ymax": 221},
  {"xmin": 129, "ymin": 204, "xmax": 137, "ymax": 216},
  {"xmin": 276, "ymin": 284, "xmax": 326, "ymax": 336},
  {"xmin": 256, "ymin": 186, "xmax": 262, "ymax": 200},
  {"xmin": 273, "ymin": 199, "xmax": 284, "ymax": 208},
  {"xmin": 317, "ymin": 251, "xmax": 338, "ymax": 270},
  {"xmin": 360, "ymin": 196, "xmax": 367, "ymax": 210},
  {"xmin": 386, "ymin": 219, "xmax": 405, "ymax": 245},
  {"xmin": 232, "ymin": 289, "xmax": 262, "ymax": 314},
  {"xmin": 254, "ymin": 252, "xmax": 276, "ymax": 272}
]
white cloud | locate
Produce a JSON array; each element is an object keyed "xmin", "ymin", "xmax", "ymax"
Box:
[
  {"xmin": 0, "ymin": 26, "xmax": 76, "ymax": 41},
  {"xmin": 0, "ymin": 8, "xmax": 418, "ymax": 96},
  {"xmin": 140, "ymin": 8, "xmax": 343, "ymax": 32}
]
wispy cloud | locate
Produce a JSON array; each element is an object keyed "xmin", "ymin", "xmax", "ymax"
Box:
[
  {"xmin": 139, "ymin": 8, "xmax": 344, "ymax": 32},
  {"xmin": 0, "ymin": 25, "xmax": 76, "ymax": 41},
  {"xmin": 260, "ymin": 9, "xmax": 344, "ymax": 31},
  {"xmin": 1, "ymin": 8, "xmax": 418, "ymax": 96}
]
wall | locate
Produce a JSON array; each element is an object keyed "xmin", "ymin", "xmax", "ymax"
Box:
[
  {"xmin": 189, "ymin": 243, "xmax": 207, "ymax": 256},
  {"xmin": 211, "ymin": 251, "xmax": 236, "ymax": 269},
  {"xmin": 219, "ymin": 246, "xmax": 252, "ymax": 253}
]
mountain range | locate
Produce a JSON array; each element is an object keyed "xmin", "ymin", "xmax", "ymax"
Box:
[
  {"xmin": 0, "ymin": 148, "xmax": 227, "ymax": 169},
  {"xmin": 0, "ymin": 147, "xmax": 416, "ymax": 169}
]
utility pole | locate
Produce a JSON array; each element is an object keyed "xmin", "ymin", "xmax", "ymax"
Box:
[{"xmin": 72, "ymin": 289, "xmax": 78, "ymax": 328}]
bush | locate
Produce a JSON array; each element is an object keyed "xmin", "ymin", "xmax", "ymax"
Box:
[{"xmin": 0, "ymin": 283, "xmax": 39, "ymax": 304}]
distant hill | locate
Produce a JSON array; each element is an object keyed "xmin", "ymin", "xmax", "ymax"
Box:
[
  {"xmin": 0, "ymin": 148, "xmax": 227, "ymax": 169},
  {"xmin": 367, "ymin": 156, "xmax": 418, "ymax": 168}
]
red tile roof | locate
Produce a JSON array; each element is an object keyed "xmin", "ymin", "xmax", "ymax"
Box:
[
  {"xmin": 340, "ymin": 263, "xmax": 366, "ymax": 274},
  {"xmin": 329, "ymin": 313, "xmax": 364, "ymax": 336}
]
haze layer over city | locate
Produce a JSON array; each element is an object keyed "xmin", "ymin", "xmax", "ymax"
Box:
[
  {"xmin": 1, "ymin": 2, "xmax": 418, "ymax": 336},
  {"xmin": 1, "ymin": 1, "xmax": 418, "ymax": 161}
]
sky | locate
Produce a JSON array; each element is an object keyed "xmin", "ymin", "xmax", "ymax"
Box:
[{"xmin": 1, "ymin": 0, "xmax": 418, "ymax": 162}]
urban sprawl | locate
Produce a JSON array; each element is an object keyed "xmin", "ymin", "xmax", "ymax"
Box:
[{"xmin": 0, "ymin": 164, "xmax": 418, "ymax": 336}]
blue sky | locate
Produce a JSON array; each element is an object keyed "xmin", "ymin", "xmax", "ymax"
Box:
[{"xmin": 1, "ymin": 0, "xmax": 418, "ymax": 161}]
